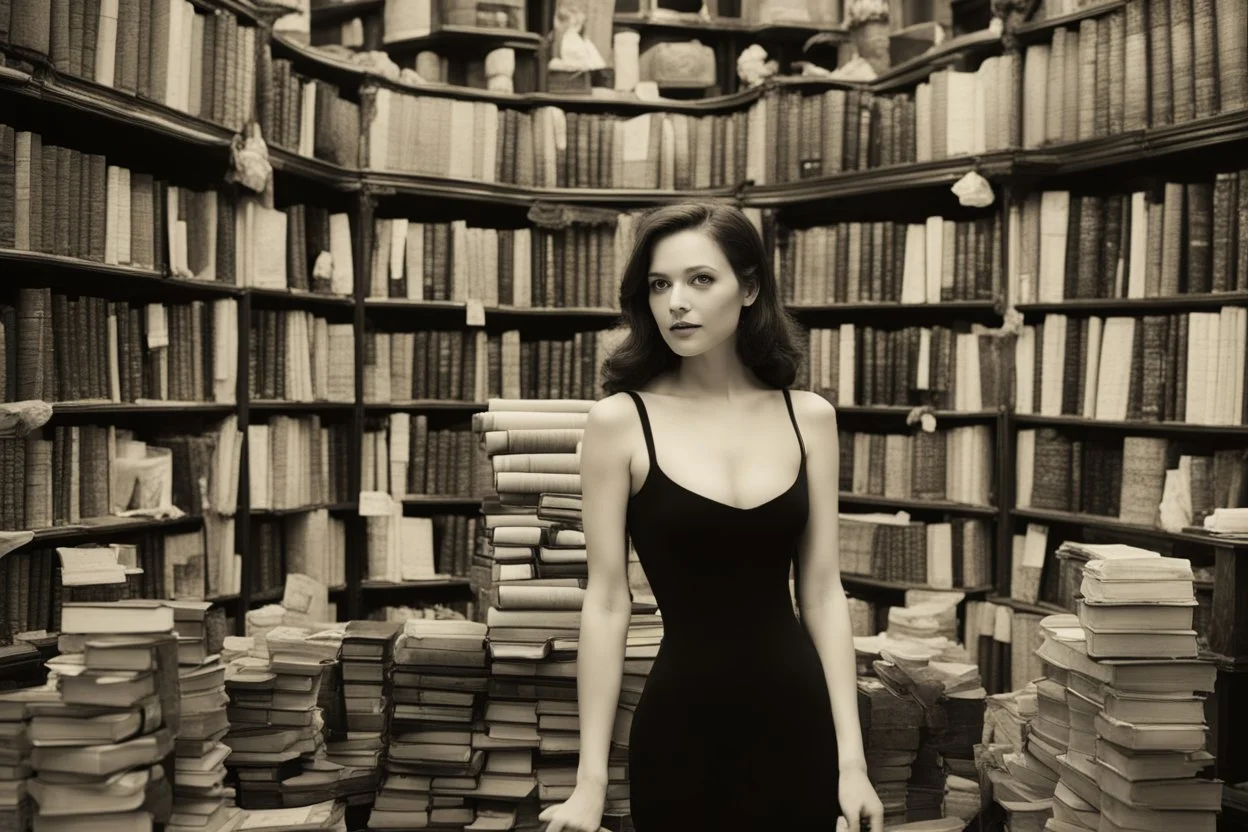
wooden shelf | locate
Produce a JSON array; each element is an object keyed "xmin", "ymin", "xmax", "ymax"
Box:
[
  {"xmin": 986, "ymin": 595, "xmax": 1072, "ymax": 617},
  {"xmin": 382, "ymin": 26, "xmax": 543, "ymax": 55},
  {"xmin": 247, "ymin": 287, "xmax": 355, "ymax": 309},
  {"xmin": 612, "ymin": 11, "xmax": 847, "ymax": 40},
  {"xmin": 745, "ymin": 151, "xmax": 1015, "ymax": 206},
  {"xmin": 1012, "ymin": 414, "xmax": 1248, "ymax": 437},
  {"xmin": 787, "ymin": 300, "xmax": 1003, "ymax": 323},
  {"xmin": 206, "ymin": 593, "xmax": 240, "ymax": 604},
  {"xmin": 268, "ymin": 147, "xmax": 362, "ymax": 191},
  {"xmin": 1011, "ymin": 508, "xmax": 1248, "ymax": 550},
  {"xmin": 839, "ymin": 493, "xmax": 998, "ymax": 517},
  {"xmin": 0, "ymin": 249, "xmax": 243, "ymax": 299},
  {"xmin": 842, "ymin": 574, "xmax": 994, "ymax": 595},
  {"xmin": 1016, "ymin": 293, "xmax": 1248, "ymax": 315},
  {"xmin": 249, "ymin": 400, "xmax": 355, "ymax": 413},
  {"xmin": 1013, "ymin": 0, "xmax": 1126, "ymax": 43},
  {"xmin": 13, "ymin": 515, "xmax": 205, "ymax": 552},
  {"xmin": 366, "ymin": 401, "xmax": 488, "ymax": 413},
  {"xmin": 50, "ymin": 402, "xmax": 235, "ymax": 417},
  {"xmin": 401, "ymin": 495, "xmax": 483, "ymax": 507},
  {"xmin": 834, "ymin": 406, "xmax": 1002, "ymax": 421},
  {"xmin": 363, "ymin": 170, "xmax": 738, "ymax": 206},
  {"xmin": 359, "ymin": 577, "xmax": 472, "ymax": 590},
  {"xmin": 364, "ymin": 300, "xmax": 622, "ymax": 322},
  {"xmin": 250, "ymin": 502, "xmax": 357, "ymax": 517}
]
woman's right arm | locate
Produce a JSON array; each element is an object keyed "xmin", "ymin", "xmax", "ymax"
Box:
[{"xmin": 540, "ymin": 395, "xmax": 636, "ymax": 832}]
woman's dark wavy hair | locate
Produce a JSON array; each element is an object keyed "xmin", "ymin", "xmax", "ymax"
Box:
[{"xmin": 600, "ymin": 202, "xmax": 803, "ymax": 395}]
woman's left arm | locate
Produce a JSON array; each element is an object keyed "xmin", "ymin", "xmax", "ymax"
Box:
[{"xmin": 792, "ymin": 391, "xmax": 884, "ymax": 832}]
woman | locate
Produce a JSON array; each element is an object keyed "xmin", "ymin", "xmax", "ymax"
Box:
[{"xmin": 537, "ymin": 203, "xmax": 884, "ymax": 832}]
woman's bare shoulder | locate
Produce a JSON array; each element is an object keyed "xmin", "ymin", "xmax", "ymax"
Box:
[
  {"xmin": 788, "ymin": 389, "xmax": 837, "ymax": 420},
  {"xmin": 585, "ymin": 392, "xmax": 643, "ymax": 436}
]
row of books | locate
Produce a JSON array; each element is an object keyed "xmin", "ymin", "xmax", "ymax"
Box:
[
  {"xmin": 360, "ymin": 328, "xmax": 626, "ymax": 405},
  {"xmin": 776, "ymin": 213, "xmax": 1001, "ymax": 306},
  {"xmin": 840, "ymin": 514, "xmax": 992, "ymax": 589},
  {"xmin": 839, "ymin": 426, "xmax": 995, "ymax": 507},
  {"xmin": 2, "ymin": 0, "xmax": 257, "ymax": 131},
  {"xmin": 1016, "ymin": 428, "xmax": 1248, "ymax": 528},
  {"xmin": 257, "ymin": 49, "xmax": 361, "ymax": 168},
  {"xmin": 769, "ymin": 60, "xmax": 1017, "ymax": 184},
  {"xmin": 366, "ymin": 506, "xmax": 479, "ymax": 586},
  {"xmin": 1, "ymin": 289, "xmax": 238, "ymax": 405},
  {"xmin": 1016, "ymin": 310, "xmax": 1248, "ymax": 426},
  {"xmin": 366, "ymin": 216, "xmax": 629, "ymax": 309},
  {"xmin": 362, "ymin": 416, "xmax": 490, "ymax": 499},
  {"xmin": 366, "ymin": 56, "xmax": 1020, "ymax": 189},
  {"xmin": 246, "ymin": 416, "xmax": 352, "ymax": 512},
  {"xmin": 0, "ymin": 415, "xmax": 240, "ymax": 529},
  {"xmin": 248, "ymin": 310, "xmax": 355, "ymax": 404},
  {"xmin": 0, "ymin": 125, "xmax": 360, "ymax": 296},
  {"xmin": 1010, "ymin": 177, "xmax": 1248, "ymax": 305},
  {"xmin": 1020, "ymin": 0, "xmax": 1247, "ymax": 148},
  {"xmin": 249, "ymin": 510, "xmax": 347, "ymax": 598},
  {"xmin": 797, "ymin": 324, "xmax": 1009, "ymax": 412}
]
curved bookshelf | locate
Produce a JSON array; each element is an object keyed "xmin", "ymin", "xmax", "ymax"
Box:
[
  {"xmin": 362, "ymin": 170, "xmax": 738, "ymax": 206},
  {"xmin": 247, "ymin": 287, "xmax": 355, "ymax": 309},
  {"xmin": 787, "ymin": 300, "xmax": 1003, "ymax": 323},
  {"xmin": 612, "ymin": 11, "xmax": 847, "ymax": 40},
  {"xmin": 744, "ymin": 151, "xmax": 1016, "ymax": 206},
  {"xmin": 1012, "ymin": 414, "xmax": 1248, "ymax": 438},
  {"xmin": 381, "ymin": 26, "xmax": 543, "ymax": 55},
  {"xmin": 359, "ymin": 577, "xmax": 472, "ymax": 591},
  {"xmin": 249, "ymin": 502, "xmax": 357, "ymax": 517}
]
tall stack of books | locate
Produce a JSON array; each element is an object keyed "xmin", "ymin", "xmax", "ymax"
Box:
[
  {"xmin": 1032, "ymin": 545, "xmax": 1220, "ymax": 832},
  {"xmin": 222, "ymin": 625, "xmax": 342, "ymax": 811},
  {"xmin": 367, "ymin": 617, "xmax": 491, "ymax": 830},
  {"xmin": 166, "ymin": 601, "xmax": 238, "ymax": 832},
  {"xmin": 29, "ymin": 600, "xmax": 181, "ymax": 832},
  {"xmin": 472, "ymin": 398, "xmax": 652, "ymax": 830},
  {"xmin": 327, "ymin": 620, "xmax": 403, "ymax": 809}
]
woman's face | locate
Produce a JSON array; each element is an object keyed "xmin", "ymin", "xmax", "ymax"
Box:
[{"xmin": 646, "ymin": 228, "xmax": 756, "ymax": 358}]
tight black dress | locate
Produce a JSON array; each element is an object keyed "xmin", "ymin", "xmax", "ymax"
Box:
[{"xmin": 622, "ymin": 389, "xmax": 841, "ymax": 830}]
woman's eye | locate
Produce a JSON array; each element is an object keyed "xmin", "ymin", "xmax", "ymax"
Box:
[
  {"xmin": 649, "ymin": 280, "xmax": 668, "ymax": 291},
  {"xmin": 692, "ymin": 274, "xmax": 713, "ymax": 285}
]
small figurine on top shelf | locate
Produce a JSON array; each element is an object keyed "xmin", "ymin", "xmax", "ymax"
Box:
[
  {"xmin": 549, "ymin": 0, "xmax": 608, "ymax": 71},
  {"xmin": 736, "ymin": 44, "xmax": 779, "ymax": 88}
]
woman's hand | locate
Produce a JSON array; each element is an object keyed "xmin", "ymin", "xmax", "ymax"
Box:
[
  {"xmin": 838, "ymin": 766, "xmax": 884, "ymax": 832},
  {"xmin": 538, "ymin": 783, "xmax": 608, "ymax": 832}
]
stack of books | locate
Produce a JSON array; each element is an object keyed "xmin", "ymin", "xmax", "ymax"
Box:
[
  {"xmin": 326, "ymin": 620, "xmax": 403, "ymax": 807},
  {"xmin": 472, "ymin": 398, "xmax": 653, "ymax": 829},
  {"xmin": 222, "ymin": 625, "xmax": 342, "ymax": 810},
  {"xmin": 0, "ymin": 676, "xmax": 54, "ymax": 832},
  {"xmin": 857, "ymin": 676, "xmax": 924, "ymax": 826},
  {"xmin": 1033, "ymin": 552, "xmax": 1220, "ymax": 832},
  {"xmin": 166, "ymin": 601, "xmax": 238, "ymax": 832},
  {"xmin": 367, "ymin": 617, "xmax": 491, "ymax": 830},
  {"xmin": 30, "ymin": 600, "xmax": 181, "ymax": 832},
  {"xmin": 984, "ymin": 619, "xmax": 1062, "ymax": 831}
]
